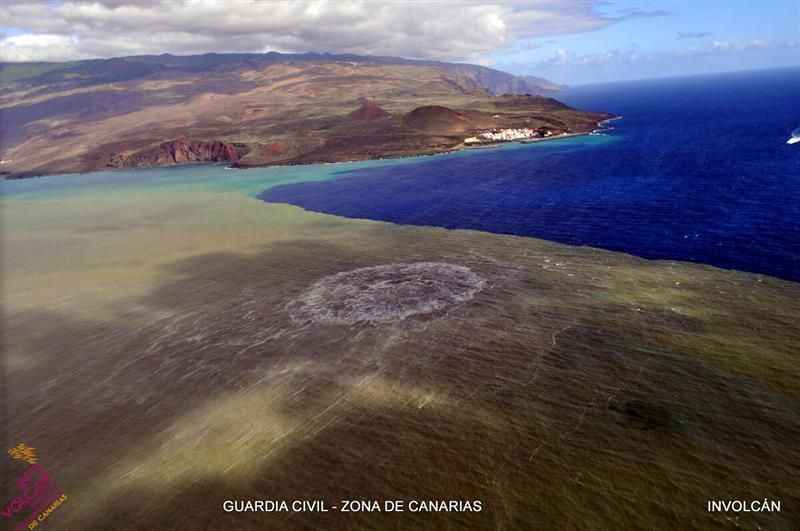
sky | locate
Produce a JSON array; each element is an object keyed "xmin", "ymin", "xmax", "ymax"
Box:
[{"xmin": 0, "ymin": 0, "xmax": 798, "ymax": 84}]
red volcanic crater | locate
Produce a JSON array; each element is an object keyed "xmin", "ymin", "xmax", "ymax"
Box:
[{"xmin": 348, "ymin": 100, "xmax": 390, "ymax": 120}]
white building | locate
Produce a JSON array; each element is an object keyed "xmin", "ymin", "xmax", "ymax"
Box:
[{"xmin": 479, "ymin": 128, "xmax": 537, "ymax": 141}]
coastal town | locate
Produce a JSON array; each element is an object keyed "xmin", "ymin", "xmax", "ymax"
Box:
[{"xmin": 464, "ymin": 126, "xmax": 558, "ymax": 145}]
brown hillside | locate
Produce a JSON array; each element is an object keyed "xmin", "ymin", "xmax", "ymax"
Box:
[
  {"xmin": 0, "ymin": 57, "xmax": 611, "ymax": 177},
  {"xmin": 402, "ymin": 105, "xmax": 495, "ymax": 134}
]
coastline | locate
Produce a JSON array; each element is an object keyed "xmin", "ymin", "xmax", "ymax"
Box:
[
  {"xmin": 231, "ymin": 126, "xmax": 607, "ymax": 171},
  {"xmin": 2, "ymin": 123, "xmax": 612, "ymax": 181},
  {"xmin": 232, "ymin": 113, "xmax": 619, "ymax": 167}
]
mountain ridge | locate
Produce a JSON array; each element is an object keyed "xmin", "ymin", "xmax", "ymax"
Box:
[
  {"xmin": 0, "ymin": 52, "xmax": 609, "ymax": 178},
  {"xmin": 0, "ymin": 51, "xmax": 566, "ymax": 96}
]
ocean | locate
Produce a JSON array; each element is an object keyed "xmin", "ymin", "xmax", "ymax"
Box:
[
  {"xmin": 260, "ymin": 67, "xmax": 800, "ymax": 281},
  {"xmin": 2, "ymin": 68, "xmax": 799, "ymax": 530}
]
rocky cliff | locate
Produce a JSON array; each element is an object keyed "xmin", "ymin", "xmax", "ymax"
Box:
[{"xmin": 108, "ymin": 139, "xmax": 250, "ymax": 168}]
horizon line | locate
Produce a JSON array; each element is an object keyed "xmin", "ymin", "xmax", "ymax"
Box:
[{"xmin": 1, "ymin": 50, "xmax": 797, "ymax": 88}]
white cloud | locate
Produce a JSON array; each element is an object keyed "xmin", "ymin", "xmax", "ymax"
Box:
[
  {"xmin": 0, "ymin": 34, "xmax": 85, "ymax": 62},
  {"xmin": 710, "ymin": 39, "xmax": 771, "ymax": 52},
  {"xmin": 676, "ymin": 31, "xmax": 711, "ymax": 40},
  {"xmin": 0, "ymin": 0, "xmax": 637, "ymax": 63},
  {"xmin": 534, "ymin": 39, "xmax": 798, "ymax": 69}
]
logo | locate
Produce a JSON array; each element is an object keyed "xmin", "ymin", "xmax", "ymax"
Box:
[{"xmin": 1, "ymin": 444, "xmax": 68, "ymax": 530}]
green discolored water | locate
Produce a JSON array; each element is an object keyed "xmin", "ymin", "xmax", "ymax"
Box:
[{"xmin": 1, "ymin": 143, "xmax": 798, "ymax": 530}]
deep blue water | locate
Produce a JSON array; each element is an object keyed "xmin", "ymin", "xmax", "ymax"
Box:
[{"xmin": 260, "ymin": 67, "xmax": 800, "ymax": 281}]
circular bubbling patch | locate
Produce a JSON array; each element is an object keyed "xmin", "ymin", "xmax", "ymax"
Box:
[{"xmin": 289, "ymin": 262, "xmax": 485, "ymax": 325}]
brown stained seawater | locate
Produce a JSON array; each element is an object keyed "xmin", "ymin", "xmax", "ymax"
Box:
[{"xmin": 2, "ymin": 189, "xmax": 799, "ymax": 530}]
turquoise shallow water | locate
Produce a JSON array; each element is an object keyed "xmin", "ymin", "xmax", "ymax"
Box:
[{"xmin": 1, "ymin": 135, "xmax": 612, "ymax": 201}]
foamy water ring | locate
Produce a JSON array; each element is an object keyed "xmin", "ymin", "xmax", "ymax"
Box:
[{"xmin": 289, "ymin": 262, "xmax": 485, "ymax": 325}]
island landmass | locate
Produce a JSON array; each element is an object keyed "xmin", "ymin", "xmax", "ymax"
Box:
[{"xmin": 0, "ymin": 52, "xmax": 612, "ymax": 178}]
